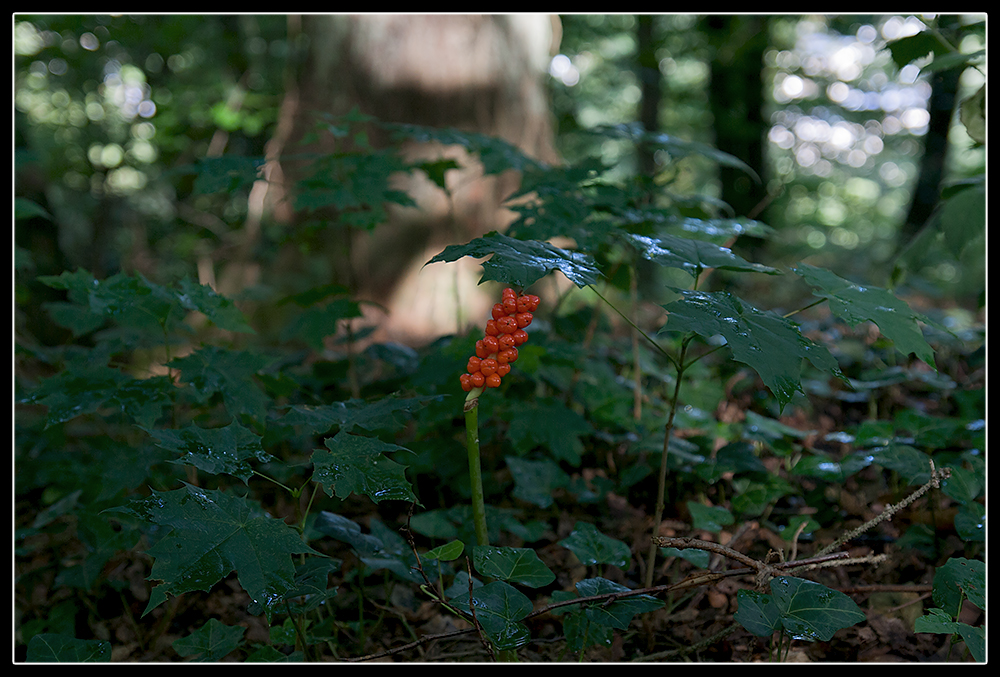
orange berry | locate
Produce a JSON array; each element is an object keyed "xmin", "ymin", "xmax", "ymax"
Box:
[
  {"xmin": 515, "ymin": 312, "xmax": 533, "ymax": 328},
  {"xmin": 485, "ymin": 319, "xmax": 500, "ymax": 336},
  {"xmin": 485, "ymin": 372, "xmax": 502, "ymax": 388},
  {"xmin": 497, "ymin": 316, "xmax": 517, "ymax": 334},
  {"xmin": 491, "ymin": 303, "xmax": 506, "ymax": 321},
  {"xmin": 512, "ymin": 329, "xmax": 529, "ymax": 346},
  {"xmin": 470, "ymin": 371, "xmax": 485, "ymax": 388},
  {"xmin": 467, "ymin": 356, "xmax": 481, "ymax": 373},
  {"xmin": 480, "ymin": 358, "xmax": 498, "ymax": 376},
  {"xmin": 496, "ymin": 362, "xmax": 511, "ymax": 377}
]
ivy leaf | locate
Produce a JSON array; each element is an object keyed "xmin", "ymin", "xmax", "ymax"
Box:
[
  {"xmin": 426, "ymin": 230, "xmax": 600, "ymax": 289},
  {"xmin": 575, "ymin": 577, "xmax": 663, "ymax": 630},
  {"xmin": 173, "ymin": 619, "xmax": 246, "ymax": 662},
  {"xmin": 558, "ymin": 521, "xmax": 632, "ymax": 569},
  {"xmin": 472, "ymin": 545, "xmax": 555, "ymax": 588},
  {"xmin": 449, "ymin": 581, "xmax": 534, "ymax": 651},
  {"xmin": 424, "ymin": 540, "xmax": 465, "ymax": 562},
  {"xmin": 686, "ymin": 502, "xmax": 735, "ymax": 533},
  {"xmin": 735, "ymin": 577, "xmax": 866, "ymax": 641},
  {"xmin": 124, "ymin": 484, "xmax": 321, "ymax": 621},
  {"xmin": 168, "ymin": 346, "xmax": 270, "ymax": 421},
  {"xmin": 311, "ymin": 431, "xmax": 418, "ymax": 504},
  {"xmin": 792, "ymin": 263, "xmax": 936, "ymax": 367},
  {"xmin": 144, "ymin": 421, "xmax": 274, "ymax": 484},
  {"xmin": 625, "ymin": 232, "xmax": 780, "ymax": 277},
  {"xmin": 660, "ymin": 289, "xmax": 845, "ymax": 409}
]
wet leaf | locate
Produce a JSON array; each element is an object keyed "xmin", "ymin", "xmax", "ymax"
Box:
[
  {"xmin": 660, "ymin": 289, "xmax": 844, "ymax": 409},
  {"xmin": 472, "ymin": 545, "xmax": 555, "ymax": 588},
  {"xmin": 558, "ymin": 521, "xmax": 631, "ymax": 569},
  {"xmin": 449, "ymin": 581, "xmax": 534, "ymax": 651},
  {"xmin": 792, "ymin": 263, "xmax": 936, "ymax": 367},
  {"xmin": 505, "ymin": 456, "xmax": 570, "ymax": 509},
  {"xmin": 126, "ymin": 484, "xmax": 320, "ymax": 621},
  {"xmin": 168, "ymin": 346, "xmax": 271, "ymax": 421},
  {"xmin": 145, "ymin": 421, "xmax": 274, "ymax": 484},
  {"xmin": 625, "ymin": 232, "xmax": 780, "ymax": 277},
  {"xmin": 311, "ymin": 431, "xmax": 418, "ymax": 504},
  {"xmin": 735, "ymin": 576, "xmax": 865, "ymax": 641},
  {"xmin": 427, "ymin": 230, "xmax": 600, "ymax": 289},
  {"xmin": 575, "ymin": 577, "xmax": 663, "ymax": 630}
]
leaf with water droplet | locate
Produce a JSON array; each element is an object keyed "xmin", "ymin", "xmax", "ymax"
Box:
[
  {"xmin": 558, "ymin": 521, "xmax": 632, "ymax": 569},
  {"xmin": 448, "ymin": 581, "xmax": 534, "ymax": 651},
  {"xmin": 145, "ymin": 421, "xmax": 274, "ymax": 484},
  {"xmin": 426, "ymin": 230, "xmax": 600, "ymax": 289},
  {"xmin": 624, "ymin": 232, "xmax": 780, "ymax": 277},
  {"xmin": 793, "ymin": 263, "xmax": 936, "ymax": 368},
  {"xmin": 135, "ymin": 483, "xmax": 322, "ymax": 622},
  {"xmin": 736, "ymin": 576, "xmax": 865, "ymax": 641},
  {"xmin": 473, "ymin": 545, "xmax": 555, "ymax": 588},
  {"xmin": 660, "ymin": 289, "xmax": 845, "ymax": 409},
  {"xmin": 311, "ymin": 431, "xmax": 418, "ymax": 505}
]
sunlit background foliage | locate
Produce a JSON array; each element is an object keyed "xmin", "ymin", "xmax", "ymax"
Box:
[{"xmin": 15, "ymin": 14, "xmax": 985, "ymax": 305}]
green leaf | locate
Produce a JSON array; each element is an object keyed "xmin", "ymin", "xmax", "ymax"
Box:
[
  {"xmin": 188, "ymin": 156, "xmax": 265, "ymax": 194},
  {"xmin": 587, "ymin": 123, "xmax": 761, "ymax": 181},
  {"xmin": 283, "ymin": 394, "xmax": 439, "ymax": 435},
  {"xmin": 175, "ymin": 278, "xmax": 255, "ymax": 334},
  {"xmin": 25, "ymin": 634, "xmax": 111, "ymax": 662},
  {"xmin": 385, "ymin": 122, "xmax": 544, "ymax": 176},
  {"xmin": 427, "ymin": 230, "xmax": 600, "ymax": 289},
  {"xmin": 129, "ymin": 484, "xmax": 320, "ymax": 621},
  {"xmin": 625, "ymin": 232, "xmax": 779, "ymax": 277},
  {"xmin": 311, "ymin": 431, "xmax": 417, "ymax": 504},
  {"xmin": 660, "ymin": 289, "xmax": 844, "ymax": 408},
  {"xmin": 280, "ymin": 298, "xmax": 363, "ymax": 350},
  {"xmin": 792, "ymin": 263, "xmax": 936, "ymax": 367},
  {"xmin": 472, "ymin": 545, "xmax": 555, "ymax": 588},
  {"xmin": 686, "ymin": 502, "xmax": 734, "ymax": 533},
  {"xmin": 168, "ymin": 346, "xmax": 271, "ymax": 421},
  {"xmin": 869, "ymin": 443, "xmax": 932, "ymax": 485},
  {"xmin": 172, "ymin": 619, "xmax": 246, "ymax": 662},
  {"xmin": 15, "ymin": 196, "xmax": 52, "ymax": 221},
  {"xmin": 957, "ymin": 623, "xmax": 985, "ymax": 663},
  {"xmin": 933, "ymin": 557, "xmax": 985, "ymax": 615},
  {"xmin": 505, "ymin": 400, "xmax": 591, "ymax": 466},
  {"xmin": 424, "ymin": 540, "xmax": 465, "ymax": 562},
  {"xmin": 505, "ymin": 456, "xmax": 570, "ymax": 509},
  {"xmin": 937, "ymin": 182, "xmax": 985, "ymax": 258},
  {"xmin": 575, "ymin": 577, "xmax": 663, "ymax": 630},
  {"xmin": 450, "ymin": 581, "xmax": 534, "ymax": 651},
  {"xmin": 914, "ymin": 607, "xmax": 962, "ymax": 634},
  {"xmin": 558, "ymin": 521, "xmax": 631, "ymax": 569},
  {"xmin": 145, "ymin": 421, "xmax": 274, "ymax": 484},
  {"xmin": 887, "ymin": 31, "xmax": 950, "ymax": 69},
  {"xmin": 735, "ymin": 576, "xmax": 866, "ymax": 641}
]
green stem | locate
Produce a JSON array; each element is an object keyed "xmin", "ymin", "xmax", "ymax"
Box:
[{"xmin": 464, "ymin": 389, "xmax": 489, "ymax": 548}]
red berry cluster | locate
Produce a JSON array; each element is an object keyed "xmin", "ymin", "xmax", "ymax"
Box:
[{"xmin": 460, "ymin": 288, "xmax": 540, "ymax": 392}]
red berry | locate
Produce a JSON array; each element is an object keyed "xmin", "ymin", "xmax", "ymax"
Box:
[
  {"xmin": 526, "ymin": 295, "xmax": 540, "ymax": 312},
  {"xmin": 515, "ymin": 312, "xmax": 533, "ymax": 328},
  {"xmin": 482, "ymin": 335, "xmax": 499, "ymax": 354},
  {"xmin": 485, "ymin": 372, "xmax": 502, "ymax": 388},
  {"xmin": 502, "ymin": 287, "xmax": 517, "ymax": 300},
  {"xmin": 497, "ymin": 347, "xmax": 518, "ymax": 364},
  {"xmin": 497, "ymin": 316, "xmax": 517, "ymax": 334},
  {"xmin": 460, "ymin": 373, "xmax": 473, "ymax": 391},
  {"xmin": 516, "ymin": 295, "xmax": 531, "ymax": 312},
  {"xmin": 496, "ymin": 362, "xmax": 511, "ymax": 377},
  {"xmin": 491, "ymin": 304, "xmax": 506, "ymax": 321},
  {"xmin": 467, "ymin": 356, "xmax": 481, "ymax": 373},
  {"xmin": 470, "ymin": 371, "xmax": 485, "ymax": 388},
  {"xmin": 512, "ymin": 329, "xmax": 529, "ymax": 346},
  {"xmin": 485, "ymin": 319, "xmax": 500, "ymax": 336},
  {"xmin": 480, "ymin": 358, "xmax": 498, "ymax": 376},
  {"xmin": 498, "ymin": 333, "xmax": 516, "ymax": 349},
  {"xmin": 502, "ymin": 296, "xmax": 518, "ymax": 314}
]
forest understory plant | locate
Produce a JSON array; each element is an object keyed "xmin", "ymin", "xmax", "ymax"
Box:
[{"xmin": 15, "ymin": 112, "xmax": 984, "ymax": 663}]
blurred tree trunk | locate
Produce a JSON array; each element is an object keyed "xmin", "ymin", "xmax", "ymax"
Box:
[
  {"xmin": 233, "ymin": 15, "xmax": 560, "ymax": 342},
  {"xmin": 635, "ymin": 15, "xmax": 662, "ymax": 179},
  {"xmin": 701, "ymin": 15, "xmax": 769, "ymax": 219},
  {"xmin": 894, "ymin": 14, "xmax": 962, "ymax": 256}
]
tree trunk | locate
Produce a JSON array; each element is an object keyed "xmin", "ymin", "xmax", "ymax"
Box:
[
  {"xmin": 701, "ymin": 15, "xmax": 769, "ymax": 219},
  {"xmin": 236, "ymin": 15, "xmax": 560, "ymax": 343}
]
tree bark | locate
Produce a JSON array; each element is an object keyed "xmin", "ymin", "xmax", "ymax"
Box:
[{"xmin": 243, "ymin": 15, "xmax": 561, "ymax": 342}]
